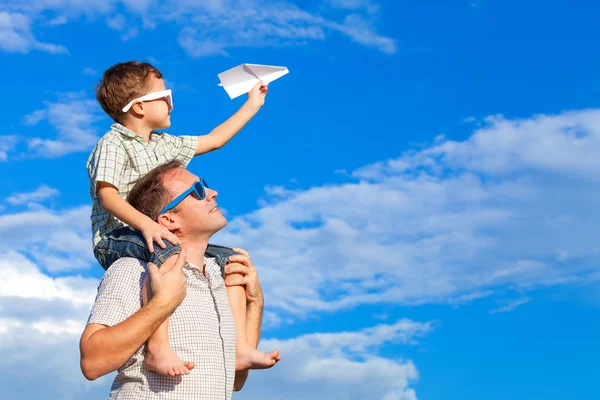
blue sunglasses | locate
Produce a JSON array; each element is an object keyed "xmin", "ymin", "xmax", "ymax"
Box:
[{"xmin": 159, "ymin": 178, "xmax": 209, "ymax": 215}]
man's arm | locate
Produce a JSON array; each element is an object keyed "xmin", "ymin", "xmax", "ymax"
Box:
[
  {"xmin": 194, "ymin": 82, "xmax": 267, "ymax": 155},
  {"xmin": 81, "ymin": 300, "xmax": 172, "ymax": 380},
  {"xmin": 244, "ymin": 283, "xmax": 264, "ymax": 349},
  {"xmin": 80, "ymin": 250, "xmax": 188, "ymax": 380}
]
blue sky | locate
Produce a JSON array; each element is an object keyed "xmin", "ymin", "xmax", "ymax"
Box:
[{"xmin": 0, "ymin": 0, "xmax": 599, "ymax": 399}]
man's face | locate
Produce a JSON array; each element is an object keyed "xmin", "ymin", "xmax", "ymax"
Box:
[{"xmin": 163, "ymin": 169, "xmax": 227, "ymax": 237}]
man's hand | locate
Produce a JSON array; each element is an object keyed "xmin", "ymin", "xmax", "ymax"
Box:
[
  {"xmin": 147, "ymin": 247, "xmax": 188, "ymax": 311},
  {"xmin": 140, "ymin": 219, "xmax": 181, "ymax": 253},
  {"xmin": 224, "ymin": 248, "xmax": 263, "ymax": 305},
  {"xmin": 246, "ymin": 81, "xmax": 268, "ymax": 109}
]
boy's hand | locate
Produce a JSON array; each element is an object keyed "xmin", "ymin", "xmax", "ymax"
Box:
[
  {"xmin": 140, "ymin": 220, "xmax": 181, "ymax": 253},
  {"xmin": 246, "ymin": 80, "xmax": 268, "ymax": 109},
  {"xmin": 147, "ymin": 247, "xmax": 187, "ymax": 310}
]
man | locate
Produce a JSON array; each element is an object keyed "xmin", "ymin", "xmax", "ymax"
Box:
[{"xmin": 79, "ymin": 160, "xmax": 280, "ymax": 399}]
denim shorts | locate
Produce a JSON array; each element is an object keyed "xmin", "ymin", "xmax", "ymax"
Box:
[{"xmin": 94, "ymin": 226, "xmax": 237, "ymax": 276}]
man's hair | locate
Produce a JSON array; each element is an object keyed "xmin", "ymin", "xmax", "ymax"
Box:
[
  {"xmin": 96, "ymin": 61, "xmax": 163, "ymax": 122},
  {"xmin": 127, "ymin": 160, "xmax": 184, "ymax": 220}
]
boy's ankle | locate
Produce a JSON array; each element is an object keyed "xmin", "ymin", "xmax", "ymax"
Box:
[{"xmin": 147, "ymin": 340, "xmax": 168, "ymax": 354}]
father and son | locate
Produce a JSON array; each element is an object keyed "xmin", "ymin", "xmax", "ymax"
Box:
[{"xmin": 78, "ymin": 61, "xmax": 281, "ymax": 399}]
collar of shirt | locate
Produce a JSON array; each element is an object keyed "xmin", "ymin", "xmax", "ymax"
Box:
[{"xmin": 111, "ymin": 122, "xmax": 163, "ymax": 142}]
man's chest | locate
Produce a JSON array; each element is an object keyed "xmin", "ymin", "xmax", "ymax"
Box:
[{"xmin": 168, "ymin": 268, "xmax": 235, "ymax": 348}]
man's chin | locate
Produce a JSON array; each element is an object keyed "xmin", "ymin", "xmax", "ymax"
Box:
[{"xmin": 210, "ymin": 215, "xmax": 228, "ymax": 233}]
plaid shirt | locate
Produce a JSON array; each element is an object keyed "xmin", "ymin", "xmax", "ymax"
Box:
[
  {"xmin": 87, "ymin": 256, "xmax": 237, "ymax": 399},
  {"xmin": 87, "ymin": 123, "xmax": 197, "ymax": 247}
]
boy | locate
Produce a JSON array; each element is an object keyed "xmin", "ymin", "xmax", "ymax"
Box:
[{"xmin": 87, "ymin": 61, "xmax": 278, "ymax": 377}]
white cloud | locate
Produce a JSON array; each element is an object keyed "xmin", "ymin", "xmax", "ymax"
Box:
[
  {"xmin": 0, "ymin": 239, "xmax": 432, "ymax": 400},
  {"xmin": 0, "ymin": 206, "xmax": 95, "ymax": 272},
  {"xmin": 5, "ymin": 185, "xmax": 60, "ymax": 206},
  {"xmin": 0, "ymin": 250, "xmax": 98, "ymax": 398},
  {"xmin": 0, "ymin": 250, "xmax": 97, "ymax": 309},
  {"xmin": 106, "ymin": 14, "xmax": 125, "ymax": 30},
  {"xmin": 82, "ymin": 67, "xmax": 98, "ymax": 75},
  {"xmin": 23, "ymin": 93, "xmax": 103, "ymax": 157},
  {"xmin": 328, "ymin": 0, "xmax": 379, "ymax": 11},
  {"xmin": 327, "ymin": 13, "xmax": 396, "ymax": 54},
  {"xmin": 0, "ymin": 135, "xmax": 20, "ymax": 161},
  {"xmin": 176, "ymin": 2, "xmax": 395, "ymax": 57},
  {"xmin": 490, "ymin": 297, "xmax": 532, "ymax": 314},
  {"xmin": 177, "ymin": 6, "xmax": 328, "ymax": 58},
  {"xmin": 3, "ymin": 1, "xmax": 395, "ymax": 56},
  {"xmin": 241, "ymin": 319, "xmax": 432, "ymax": 400},
  {"xmin": 121, "ymin": 26, "xmax": 139, "ymax": 41},
  {"xmin": 212, "ymin": 109, "xmax": 600, "ymax": 317},
  {"xmin": 0, "ymin": 12, "xmax": 68, "ymax": 54}
]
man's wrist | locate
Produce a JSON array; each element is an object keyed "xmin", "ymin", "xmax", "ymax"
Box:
[
  {"xmin": 247, "ymin": 292, "xmax": 264, "ymax": 307},
  {"xmin": 148, "ymin": 292, "xmax": 178, "ymax": 315}
]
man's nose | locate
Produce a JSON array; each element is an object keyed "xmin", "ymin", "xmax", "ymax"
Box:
[{"xmin": 206, "ymin": 188, "xmax": 218, "ymax": 200}]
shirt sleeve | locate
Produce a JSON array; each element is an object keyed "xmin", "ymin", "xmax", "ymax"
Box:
[
  {"xmin": 160, "ymin": 133, "xmax": 198, "ymax": 167},
  {"xmin": 87, "ymin": 137, "xmax": 128, "ymax": 194},
  {"xmin": 87, "ymin": 259, "xmax": 148, "ymax": 327}
]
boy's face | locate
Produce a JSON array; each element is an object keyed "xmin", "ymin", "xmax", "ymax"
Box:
[{"xmin": 142, "ymin": 76, "xmax": 172, "ymax": 129}]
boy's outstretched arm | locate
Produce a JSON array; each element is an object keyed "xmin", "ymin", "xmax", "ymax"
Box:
[
  {"xmin": 194, "ymin": 81, "xmax": 268, "ymax": 155},
  {"xmin": 97, "ymin": 182, "xmax": 180, "ymax": 252}
]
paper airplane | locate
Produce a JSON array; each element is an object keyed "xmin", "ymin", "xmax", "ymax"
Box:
[{"xmin": 217, "ymin": 63, "xmax": 289, "ymax": 99}]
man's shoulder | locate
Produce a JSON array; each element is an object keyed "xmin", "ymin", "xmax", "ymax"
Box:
[
  {"xmin": 101, "ymin": 257, "xmax": 148, "ymax": 283},
  {"xmin": 109, "ymin": 256, "xmax": 147, "ymax": 271}
]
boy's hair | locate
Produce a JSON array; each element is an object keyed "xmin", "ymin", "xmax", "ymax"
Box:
[
  {"xmin": 128, "ymin": 160, "xmax": 184, "ymax": 220},
  {"xmin": 96, "ymin": 61, "xmax": 163, "ymax": 122}
]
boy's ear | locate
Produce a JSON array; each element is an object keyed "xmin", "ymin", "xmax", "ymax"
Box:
[
  {"xmin": 157, "ymin": 212, "xmax": 180, "ymax": 231},
  {"xmin": 131, "ymin": 101, "xmax": 145, "ymax": 116}
]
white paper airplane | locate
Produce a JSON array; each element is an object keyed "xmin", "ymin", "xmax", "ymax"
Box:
[{"xmin": 217, "ymin": 63, "xmax": 289, "ymax": 99}]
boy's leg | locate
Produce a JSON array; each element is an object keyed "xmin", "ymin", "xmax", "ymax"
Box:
[
  {"xmin": 206, "ymin": 244, "xmax": 280, "ymax": 370},
  {"xmin": 226, "ymin": 277, "xmax": 279, "ymax": 370},
  {"xmin": 97, "ymin": 228, "xmax": 193, "ymax": 376},
  {"xmin": 143, "ymin": 254, "xmax": 195, "ymax": 376}
]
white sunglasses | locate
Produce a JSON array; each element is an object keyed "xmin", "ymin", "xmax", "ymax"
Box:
[{"xmin": 122, "ymin": 89, "xmax": 173, "ymax": 113}]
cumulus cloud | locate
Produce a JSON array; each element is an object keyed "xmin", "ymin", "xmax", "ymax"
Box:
[
  {"xmin": 23, "ymin": 93, "xmax": 104, "ymax": 158},
  {"xmin": 0, "ymin": 240, "xmax": 431, "ymax": 400},
  {"xmin": 176, "ymin": 2, "xmax": 394, "ymax": 57},
  {"xmin": 0, "ymin": 264, "xmax": 431, "ymax": 400},
  {"xmin": 0, "ymin": 205, "xmax": 95, "ymax": 272},
  {"xmin": 0, "ymin": 134, "xmax": 20, "ymax": 161},
  {"xmin": 212, "ymin": 109, "xmax": 600, "ymax": 317},
  {"xmin": 2, "ymin": 1, "xmax": 395, "ymax": 56},
  {"xmin": 490, "ymin": 297, "xmax": 532, "ymax": 314},
  {"xmin": 0, "ymin": 12, "xmax": 68, "ymax": 54},
  {"xmin": 240, "ymin": 319, "xmax": 432, "ymax": 400},
  {"xmin": 5, "ymin": 185, "xmax": 60, "ymax": 206}
]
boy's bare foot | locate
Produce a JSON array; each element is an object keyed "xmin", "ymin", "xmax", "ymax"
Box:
[
  {"xmin": 236, "ymin": 347, "xmax": 281, "ymax": 370},
  {"xmin": 146, "ymin": 346, "xmax": 195, "ymax": 376}
]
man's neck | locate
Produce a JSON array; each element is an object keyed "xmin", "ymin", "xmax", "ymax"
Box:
[
  {"xmin": 182, "ymin": 238, "xmax": 210, "ymax": 271},
  {"xmin": 121, "ymin": 119, "xmax": 153, "ymax": 142}
]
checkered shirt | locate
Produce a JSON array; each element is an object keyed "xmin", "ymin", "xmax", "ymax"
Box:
[
  {"xmin": 87, "ymin": 123, "xmax": 198, "ymax": 247},
  {"xmin": 87, "ymin": 256, "xmax": 236, "ymax": 400}
]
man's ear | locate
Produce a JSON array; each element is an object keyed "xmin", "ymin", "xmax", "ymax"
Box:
[{"xmin": 157, "ymin": 212, "xmax": 180, "ymax": 231}]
